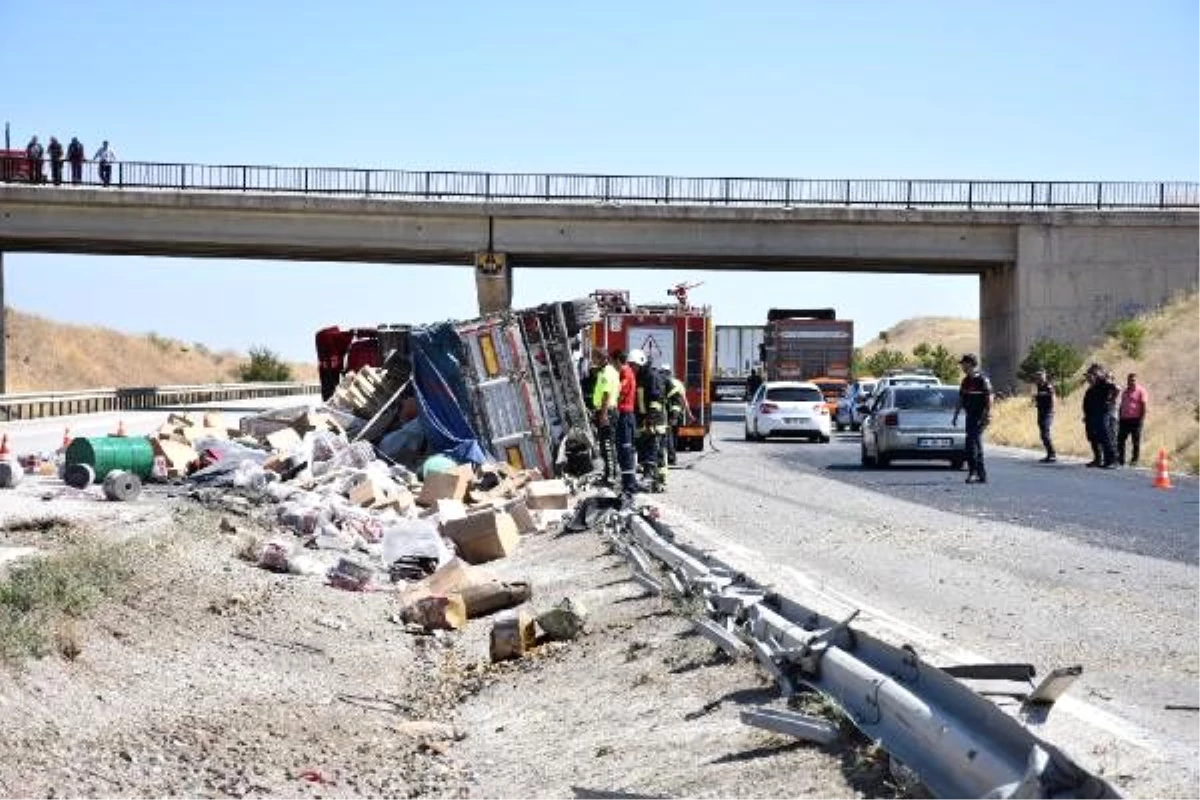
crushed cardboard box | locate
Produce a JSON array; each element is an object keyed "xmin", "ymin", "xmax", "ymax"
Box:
[{"xmin": 440, "ymin": 510, "xmax": 520, "ymax": 565}]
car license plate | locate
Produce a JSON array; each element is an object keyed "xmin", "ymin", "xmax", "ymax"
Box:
[
  {"xmin": 918, "ymin": 437, "xmax": 953, "ymax": 448},
  {"xmin": 784, "ymin": 417, "xmax": 807, "ymax": 425}
]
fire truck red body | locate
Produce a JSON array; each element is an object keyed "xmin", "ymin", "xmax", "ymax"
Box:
[{"xmin": 586, "ymin": 286, "xmax": 713, "ymax": 451}]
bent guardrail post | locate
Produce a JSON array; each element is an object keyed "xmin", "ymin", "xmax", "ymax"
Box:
[{"xmin": 601, "ymin": 505, "xmax": 1120, "ymax": 799}]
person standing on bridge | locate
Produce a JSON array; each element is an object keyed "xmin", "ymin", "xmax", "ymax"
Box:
[
  {"xmin": 1117, "ymin": 372, "xmax": 1149, "ymax": 467},
  {"xmin": 953, "ymin": 353, "xmax": 993, "ymax": 484},
  {"xmin": 67, "ymin": 137, "xmax": 85, "ymax": 184},
  {"xmin": 94, "ymin": 140, "xmax": 116, "ymax": 186},
  {"xmin": 25, "ymin": 136, "xmax": 44, "ymax": 183},
  {"xmin": 47, "ymin": 137, "xmax": 64, "ymax": 185},
  {"xmin": 1032, "ymin": 369, "xmax": 1057, "ymax": 463}
]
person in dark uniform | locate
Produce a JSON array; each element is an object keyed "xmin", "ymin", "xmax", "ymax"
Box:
[
  {"xmin": 952, "ymin": 353, "xmax": 993, "ymax": 484},
  {"xmin": 1032, "ymin": 369, "xmax": 1057, "ymax": 463},
  {"xmin": 1082, "ymin": 364, "xmax": 1118, "ymax": 468}
]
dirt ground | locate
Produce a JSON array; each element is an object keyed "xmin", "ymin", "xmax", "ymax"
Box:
[{"xmin": 0, "ymin": 485, "xmax": 892, "ymax": 799}]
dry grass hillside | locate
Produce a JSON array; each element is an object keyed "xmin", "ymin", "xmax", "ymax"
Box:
[
  {"xmin": 860, "ymin": 317, "xmax": 979, "ymax": 358},
  {"xmin": 989, "ymin": 291, "xmax": 1200, "ymax": 472},
  {"xmin": 4, "ymin": 309, "xmax": 317, "ymax": 393}
]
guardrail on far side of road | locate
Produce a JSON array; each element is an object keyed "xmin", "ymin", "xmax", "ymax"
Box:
[{"xmin": 0, "ymin": 382, "xmax": 320, "ymax": 422}]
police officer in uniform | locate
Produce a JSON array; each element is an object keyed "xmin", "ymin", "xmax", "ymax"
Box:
[
  {"xmin": 1032, "ymin": 369, "xmax": 1057, "ymax": 463},
  {"xmin": 952, "ymin": 353, "xmax": 993, "ymax": 484}
]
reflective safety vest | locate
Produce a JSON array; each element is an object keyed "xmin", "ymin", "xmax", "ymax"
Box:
[{"xmin": 591, "ymin": 364, "xmax": 619, "ymax": 410}]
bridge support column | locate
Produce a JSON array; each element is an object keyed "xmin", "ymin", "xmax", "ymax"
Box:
[
  {"xmin": 474, "ymin": 251, "xmax": 512, "ymax": 315},
  {"xmin": 980, "ymin": 262, "xmax": 1019, "ymax": 394},
  {"xmin": 1000, "ymin": 222, "xmax": 1199, "ymax": 392}
]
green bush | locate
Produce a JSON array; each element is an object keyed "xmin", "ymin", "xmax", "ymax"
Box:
[
  {"xmin": 864, "ymin": 348, "xmax": 908, "ymax": 376},
  {"xmin": 146, "ymin": 331, "xmax": 172, "ymax": 352},
  {"xmin": 914, "ymin": 343, "xmax": 959, "ymax": 384},
  {"xmin": 1018, "ymin": 339, "xmax": 1084, "ymax": 395},
  {"xmin": 237, "ymin": 346, "xmax": 292, "ymax": 382},
  {"xmin": 1108, "ymin": 318, "xmax": 1147, "ymax": 358}
]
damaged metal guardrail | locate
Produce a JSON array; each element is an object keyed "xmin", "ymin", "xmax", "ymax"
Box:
[
  {"xmin": 593, "ymin": 501, "xmax": 1120, "ymax": 799},
  {"xmin": 0, "ymin": 381, "xmax": 320, "ymax": 421}
]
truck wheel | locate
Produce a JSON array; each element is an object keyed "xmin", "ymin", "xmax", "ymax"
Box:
[{"xmin": 819, "ymin": 434, "xmax": 831, "ymax": 444}]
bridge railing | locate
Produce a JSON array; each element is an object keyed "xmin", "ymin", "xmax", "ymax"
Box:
[
  {"xmin": 4, "ymin": 158, "xmax": 1196, "ymax": 210},
  {"xmin": 0, "ymin": 381, "xmax": 320, "ymax": 422}
]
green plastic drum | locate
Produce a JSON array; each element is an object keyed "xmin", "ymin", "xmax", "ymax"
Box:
[{"xmin": 64, "ymin": 436, "xmax": 155, "ymax": 482}]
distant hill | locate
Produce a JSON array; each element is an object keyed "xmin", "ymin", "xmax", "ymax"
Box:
[
  {"xmin": 859, "ymin": 317, "xmax": 979, "ymax": 359},
  {"xmin": 3, "ymin": 309, "xmax": 316, "ymax": 393}
]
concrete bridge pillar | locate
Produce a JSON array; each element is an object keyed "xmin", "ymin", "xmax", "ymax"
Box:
[
  {"xmin": 980, "ymin": 262, "xmax": 1020, "ymax": 394},
  {"xmin": 474, "ymin": 251, "xmax": 512, "ymax": 315},
  {"xmin": 985, "ymin": 220, "xmax": 1199, "ymax": 393}
]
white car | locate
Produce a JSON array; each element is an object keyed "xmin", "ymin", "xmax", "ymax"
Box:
[
  {"xmin": 744, "ymin": 381, "xmax": 832, "ymax": 443},
  {"xmin": 875, "ymin": 372, "xmax": 941, "ymax": 390}
]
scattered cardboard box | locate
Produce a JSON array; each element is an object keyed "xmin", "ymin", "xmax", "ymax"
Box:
[
  {"xmin": 440, "ymin": 510, "xmax": 520, "ymax": 564},
  {"xmin": 350, "ymin": 476, "xmax": 406, "ymax": 510},
  {"xmin": 416, "ymin": 465, "xmax": 474, "ymax": 507},
  {"xmin": 151, "ymin": 439, "xmax": 198, "ymax": 478},
  {"xmin": 525, "ymin": 479, "xmax": 570, "ymax": 510},
  {"xmin": 505, "ymin": 499, "xmax": 537, "ymax": 534}
]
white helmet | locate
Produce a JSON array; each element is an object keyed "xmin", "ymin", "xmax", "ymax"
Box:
[{"xmin": 627, "ymin": 349, "xmax": 647, "ymax": 367}]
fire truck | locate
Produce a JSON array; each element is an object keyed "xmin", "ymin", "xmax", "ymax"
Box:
[{"xmin": 586, "ymin": 284, "xmax": 713, "ymax": 452}]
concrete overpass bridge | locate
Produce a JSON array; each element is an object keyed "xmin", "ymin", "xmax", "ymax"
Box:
[{"xmin": 0, "ymin": 163, "xmax": 1196, "ymax": 390}]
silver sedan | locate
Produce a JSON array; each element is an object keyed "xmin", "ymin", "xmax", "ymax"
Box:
[{"xmin": 860, "ymin": 385, "xmax": 966, "ymax": 469}]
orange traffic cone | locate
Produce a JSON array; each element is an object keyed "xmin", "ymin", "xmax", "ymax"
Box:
[
  {"xmin": 0, "ymin": 433, "xmax": 10, "ymax": 461},
  {"xmin": 1152, "ymin": 448, "xmax": 1173, "ymax": 490},
  {"xmin": 115, "ymin": 419, "xmax": 127, "ymax": 437}
]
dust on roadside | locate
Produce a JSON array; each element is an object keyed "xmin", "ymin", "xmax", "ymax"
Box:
[{"xmin": 0, "ymin": 494, "xmax": 893, "ymax": 799}]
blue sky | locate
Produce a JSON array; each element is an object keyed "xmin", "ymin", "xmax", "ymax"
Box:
[{"xmin": 2, "ymin": 1, "xmax": 1196, "ymax": 362}]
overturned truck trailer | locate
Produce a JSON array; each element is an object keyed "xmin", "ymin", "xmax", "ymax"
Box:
[{"xmin": 321, "ymin": 299, "xmax": 599, "ymax": 479}]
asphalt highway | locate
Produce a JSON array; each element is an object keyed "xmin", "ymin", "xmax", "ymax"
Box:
[{"xmin": 712, "ymin": 402, "xmax": 1199, "ymax": 564}]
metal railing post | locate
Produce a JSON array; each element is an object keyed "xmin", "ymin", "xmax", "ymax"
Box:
[
  {"xmin": 844, "ymin": 179, "xmax": 851, "ymax": 206},
  {"xmin": 304, "ymin": 167, "xmax": 309, "ymax": 193},
  {"xmin": 485, "ymin": 173, "xmax": 491, "ymax": 201},
  {"xmin": 424, "ymin": 171, "xmax": 432, "ymax": 198},
  {"xmin": 1159, "ymin": 182, "xmax": 1166, "ymax": 208},
  {"xmin": 544, "ymin": 174, "xmax": 551, "ymax": 201},
  {"xmin": 967, "ymin": 182, "xmax": 973, "ymax": 210},
  {"xmin": 118, "ymin": 162, "xmax": 124, "ymax": 188},
  {"xmin": 1096, "ymin": 181, "xmax": 1103, "ymax": 209},
  {"xmin": 1047, "ymin": 182, "xmax": 1054, "ymax": 208},
  {"xmin": 364, "ymin": 169, "xmax": 371, "ymax": 197},
  {"xmin": 180, "ymin": 164, "xmax": 186, "ymax": 190},
  {"xmin": 242, "ymin": 166, "xmax": 248, "ymax": 191},
  {"xmin": 906, "ymin": 180, "xmax": 913, "ymax": 208},
  {"xmin": 1029, "ymin": 182, "xmax": 1035, "ymax": 208}
]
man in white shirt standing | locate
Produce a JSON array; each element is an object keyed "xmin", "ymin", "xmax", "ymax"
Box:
[{"xmin": 94, "ymin": 140, "xmax": 116, "ymax": 186}]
